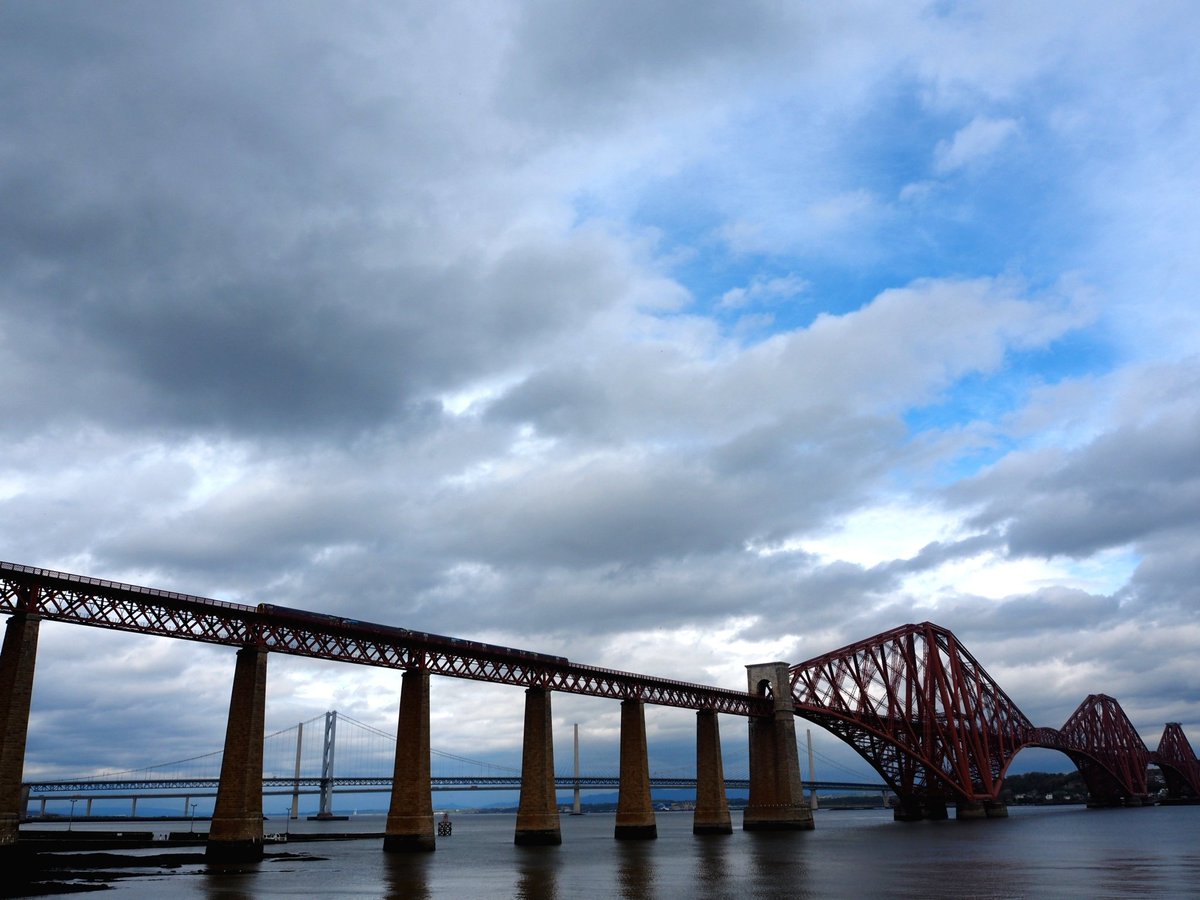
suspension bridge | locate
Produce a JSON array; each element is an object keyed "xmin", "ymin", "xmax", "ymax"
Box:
[{"xmin": 21, "ymin": 711, "xmax": 888, "ymax": 820}]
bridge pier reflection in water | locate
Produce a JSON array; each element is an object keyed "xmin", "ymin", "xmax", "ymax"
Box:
[{"xmin": 2, "ymin": 560, "xmax": 1199, "ymax": 866}]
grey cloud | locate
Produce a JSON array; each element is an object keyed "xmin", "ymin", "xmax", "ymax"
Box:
[
  {"xmin": 953, "ymin": 400, "xmax": 1200, "ymax": 559},
  {"xmin": 462, "ymin": 278, "xmax": 1081, "ymax": 579},
  {"xmin": 889, "ymin": 532, "xmax": 1005, "ymax": 573},
  {"xmin": 1123, "ymin": 531, "xmax": 1200, "ymax": 614},
  {"xmin": 2, "ymin": 226, "xmax": 634, "ymax": 437},
  {"xmin": 429, "ymin": 422, "xmax": 896, "ymax": 572},
  {"xmin": 486, "ymin": 367, "xmax": 613, "ymax": 439},
  {"xmin": 0, "ymin": 448, "xmax": 200, "ymax": 575},
  {"xmin": 736, "ymin": 534, "xmax": 1018, "ymax": 645},
  {"xmin": 914, "ymin": 586, "xmax": 1123, "ymax": 642},
  {"xmin": 4, "ymin": 1, "xmax": 1198, "ymax": 779},
  {"xmin": 3, "ymin": 3, "xmax": 642, "ymax": 438},
  {"xmin": 397, "ymin": 551, "xmax": 823, "ymax": 645},
  {"xmin": 438, "ymin": 458, "xmax": 754, "ymax": 568},
  {"xmin": 498, "ymin": 0, "xmax": 801, "ymax": 127},
  {"xmin": 25, "ymin": 626, "xmax": 236, "ymax": 777},
  {"xmin": 99, "ymin": 479, "xmax": 395, "ymax": 582}
]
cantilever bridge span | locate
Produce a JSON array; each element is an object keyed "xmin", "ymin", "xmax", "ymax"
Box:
[
  {"xmin": 2, "ymin": 561, "xmax": 1197, "ymax": 858},
  {"xmin": 789, "ymin": 621, "xmax": 1200, "ymax": 819}
]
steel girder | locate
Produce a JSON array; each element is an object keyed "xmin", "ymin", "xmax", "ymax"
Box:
[
  {"xmin": 789, "ymin": 622, "xmax": 1036, "ymax": 803},
  {"xmin": 1053, "ymin": 693, "xmax": 1151, "ymax": 803},
  {"xmin": 788, "ymin": 622, "xmax": 1191, "ymax": 808},
  {"xmin": 1152, "ymin": 723, "xmax": 1200, "ymax": 798},
  {"xmin": 0, "ymin": 561, "xmax": 765, "ymax": 717},
  {"xmin": 5, "ymin": 560, "xmax": 1194, "ymax": 802}
]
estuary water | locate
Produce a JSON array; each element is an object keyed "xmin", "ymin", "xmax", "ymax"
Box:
[{"xmin": 25, "ymin": 805, "xmax": 1200, "ymax": 899}]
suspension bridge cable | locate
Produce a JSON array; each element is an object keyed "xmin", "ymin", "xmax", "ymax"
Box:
[
  {"xmin": 337, "ymin": 713, "xmax": 521, "ymax": 773},
  {"xmin": 809, "ymin": 743, "xmax": 878, "ymax": 780},
  {"xmin": 75, "ymin": 714, "xmax": 327, "ymax": 781}
]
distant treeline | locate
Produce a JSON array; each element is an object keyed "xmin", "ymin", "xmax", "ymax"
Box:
[{"xmin": 1001, "ymin": 771, "xmax": 1087, "ymax": 801}]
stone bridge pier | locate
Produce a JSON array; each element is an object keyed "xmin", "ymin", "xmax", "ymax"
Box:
[
  {"xmin": 615, "ymin": 699, "xmax": 657, "ymax": 839},
  {"xmin": 385, "ymin": 669, "xmax": 435, "ymax": 852},
  {"xmin": 206, "ymin": 646, "xmax": 269, "ymax": 862},
  {"xmin": 515, "ymin": 686, "xmax": 560, "ymax": 845},
  {"xmin": 693, "ymin": 708, "xmax": 732, "ymax": 834},
  {"xmin": 0, "ymin": 609, "xmax": 40, "ymax": 859},
  {"xmin": 743, "ymin": 662, "xmax": 813, "ymax": 831}
]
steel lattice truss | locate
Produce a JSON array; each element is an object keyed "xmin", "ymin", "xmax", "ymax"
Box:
[
  {"xmin": 1152, "ymin": 723, "xmax": 1200, "ymax": 798},
  {"xmin": 1053, "ymin": 694, "xmax": 1150, "ymax": 802},
  {"xmin": 0, "ymin": 561, "xmax": 766, "ymax": 717},
  {"xmin": 789, "ymin": 622, "xmax": 1199, "ymax": 806},
  {"xmin": 5, "ymin": 561, "xmax": 1195, "ymax": 805},
  {"xmin": 789, "ymin": 622, "xmax": 1037, "ymax": 802}
]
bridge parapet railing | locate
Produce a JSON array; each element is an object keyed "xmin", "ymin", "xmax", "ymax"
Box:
[
  {"xmin": 2, "ymin": 560, "xmax": 769, "ymax": 716},
  {"xmin": 0, "ymin": 560, "xmax": 256, "ymax": 613}
]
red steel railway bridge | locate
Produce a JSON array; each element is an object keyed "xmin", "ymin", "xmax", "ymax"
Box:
[{"xmin": 1, "ymin": 561, "xmax": 1197, "ymax": 861}]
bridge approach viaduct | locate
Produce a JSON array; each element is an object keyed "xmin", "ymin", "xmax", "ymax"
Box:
[{"xmin": 2, "ymin": 561, "xmax": 1197, "ymax": 861}]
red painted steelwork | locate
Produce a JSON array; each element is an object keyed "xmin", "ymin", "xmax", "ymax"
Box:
[
  {"xmin": 1151, "ymin": 723, "xmax": 1200, "ymax": 799},
  {"xmin": 1054, "ymin": 694, "xmax": 1150, "ymax": 804},
  {"xmin": 788, "ymin": 622, "xmax": 1196, "ymax": 809},
  {"xmin": 789, "ymin": 622, "xmax": 1037, "ymax": 803},
  {"xmin": 4, "ymin": 561, "xmax": 1195, "ymax": 808},
  {"xmin": 0, "ymin": 561, "xmax": 766, "ymax": 717}
]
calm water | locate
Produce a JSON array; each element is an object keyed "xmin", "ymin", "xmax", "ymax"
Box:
[{"xmin": 28, "ymin": 806, "xmax": 1200, "ymax": 899}]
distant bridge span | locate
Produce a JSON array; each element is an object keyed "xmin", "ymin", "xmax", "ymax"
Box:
[
  {"xmin": 23, "ymin": 775, "xmax": 885, "ymax": 795},
  {"xmin": 22, "ymin": 776, "xmax": 888, "ymax": 822},
  {"xmin": 2, "ymin": 560, "xmax": 1198, "ymax": 858}
]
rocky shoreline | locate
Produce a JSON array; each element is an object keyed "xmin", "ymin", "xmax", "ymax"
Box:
[{"xmin": 4, "ymin": 848, "xmax": 325, "ymax": 898}]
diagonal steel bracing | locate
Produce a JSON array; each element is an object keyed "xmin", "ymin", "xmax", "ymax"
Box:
[
  {"xmin": 0, "ymin": 560, "xmax": 767, "ymax": 716},
  {"xmin": 3, "ymin": 561, "xmax": 1194, "ymax": 811},
  {"xmin": 789, "ymin": 622, "xmax": 1190, "ymax": 808},
  {"xmin": 1150, "ymin": 723, "xmax": 1200, "ymax": 798}
]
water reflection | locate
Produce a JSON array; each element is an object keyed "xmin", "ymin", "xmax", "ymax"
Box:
[
  {"xmin": 898, "ymin": 857, "xmax": 1033, "ymax": 900},
  {"xmin": 617, "ymin": 839, "xmax": 655, "ymax": 899},
  {"xmin": 201, "ymin": 887, "xmax": 259, "ymax": 900},
  {"xmin": 46, "ymin": 807, "xmax": 1200, "ymax": 899},
  {"xmin": 693, "ymin": 833, "xmax": 732, "ymax": 900},
  {"xmin": 747, "ymin": 831, "xmax": 812, "ymax": 900},
  {"xmin": 383, "ymin": 851, "xmax": 432, "ymax": 900},
  {"xmin": 514, "ymin": 845, "xmax": 561, "ymax": 900},
  {"xmin": 1093, "ymin": 855, "xmax": 1168, "ymax": 898},
  {"xmin": 202, "ymin": 860, "xmax": 263, "ymax": 900}
]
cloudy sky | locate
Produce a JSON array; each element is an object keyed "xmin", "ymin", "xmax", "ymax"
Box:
[{"xmin": 4, "ymin": 1, "xmax": 1198, "ymax": 790}]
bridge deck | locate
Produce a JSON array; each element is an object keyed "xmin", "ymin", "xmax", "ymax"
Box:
[{"xmin": 0, "ymin": 561, "xmax": 768, "ymax": 716}]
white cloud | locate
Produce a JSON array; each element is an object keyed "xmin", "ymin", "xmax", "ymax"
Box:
[
  {"xmin": 721, "ymin": 190, "xmax": 884, "ymax": 257},
  {"xmin": 719, "ymin": 273, "xmax": 809, "ymax": 309},
  {"xmin": 802, "ymin": 500, "xmax": 958, "ymax": 567},
  {"xmin": 934, "ymin": 116, "xmax": 1021, "ymax": 174}
]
